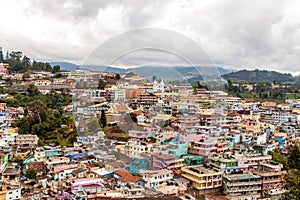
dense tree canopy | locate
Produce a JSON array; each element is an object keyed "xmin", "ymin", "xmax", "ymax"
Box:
[
  {"xmin": 25, "ymin": 168, "xmax": 37, "ymax": 179},
  {"xmin": 222, "ymin": 69, "xmax": 294, "ymax": 83},
  {"xmin": 6, "ymin": 51, "xmax": 59, "ymax": 73},
  {"xmin": 284, "ymin": 169, "xmax": 300, "ymax": 200},
  {"xmin": 287, "ymin": 144, "xmax": 300, "ymax": 170},
  {"xmin": 52, "ymin": 65, "xmax": 61, "ymax": 73},
  {"xmin": 268, "ymin": 149, "xmax": 289, "ymax": 170},
  {"xmin": 4, "ymin": 90, "xmax": 75, "ymax": 146},
  {"xmin": 275, "ymin": 144, "xmax": 300, "ymax": 199}
]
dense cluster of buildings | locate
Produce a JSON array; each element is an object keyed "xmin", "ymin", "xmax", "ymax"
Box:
[{"xmin": 0, "ymin": 64, "xmax": 299, "ymax": 199}]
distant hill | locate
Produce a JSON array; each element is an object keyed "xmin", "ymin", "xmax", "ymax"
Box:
[
  {"xmin": 105, "ymin": 66, "xmax": 126, "ymax": 74},
  {"xmin": 50, "ymin": 62, "xmax": 79, "ymax": 71},
  {"xmin": 81, "ymin": 65, "xmax": 127, "ymax": 74},
  {"xmin": 49, "ymin": 62, "xmax": 234, "ymax": 82},
  {"xmin": 127, "ymin": 66, "xmax": 234, "ymax": 82},
  {"xmin": 293, "ymin": 75, "xmax": 300, "ymax": 86},
  {"xmin": 222, "ymin": 69, "xmax": 294, "ymax": 83}
]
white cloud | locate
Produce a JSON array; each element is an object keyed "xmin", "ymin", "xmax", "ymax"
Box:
[{"xmin": 0, "ymin": 0, "xmax": 299, "ymax": 74}]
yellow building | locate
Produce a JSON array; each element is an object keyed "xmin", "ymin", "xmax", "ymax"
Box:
[
  {"xmin": 181, "ymin": 165, "xmax": 222, "ymax": 195},
  {"xmin": 0, "ymin": 186, "xmax": 7, "ymax": 200}
]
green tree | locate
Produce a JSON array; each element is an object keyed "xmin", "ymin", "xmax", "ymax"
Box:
[
  {"xmin": 288, "ymin": 144, "xmax": 300, "ymax": 170},
  {"xmin": 152, "ymin": 76, "xmax": 157, "ymax": 82},
  {"xmin": 115, "ymin": 73, "xmax": 121, "ymax": 80},
  {"xmin": 52, "ymin": 65, "xmax": 60, "ymax": 73},
  {"xmin": 22, "ymin": 71, "xmax": 30, "ymax": 80},
  {"xmin": 14, "ymin": 158, "xmax": 24, "ymax": 169},
  {"xmin": 283, "ymin": 169, "xmax": 300, "ymax": 200},
  {"xmin": 31, "ymin": 122, "xmax": 50, "ymax": 137},
  {"xmin": 25, "ymin": 168, "xmax": 37, "ymax": 179},
  {"xmin": 227, "ymin": 79, "xmax": 233, "ymax": 91},
  {"xmin": 27, "ymin": 84, "xmax": 39, "ymax": 96},
  {"xmin": 7, "ymin": 51, "xmax": 24, "ymax": 72},
  {"xmin": 53, "ymin": 73, "xmax": 62, "ymax": 78},
  {"xmin": 9, "ymin": 51, "xmax": 23, "ymax": 61},
  {"xmin": 0, "ymin": 47, "xmax": 3, "ymax": 61},
  {"xmin": 28, "ymin": 99, "xmax": 48, "ymax": 124},
  {"xmin": 268, "ymin": 149, "xmax": 289, "ymax": 170},
  {"xmin": 22, "ymin": 55, "xmax": 31, "ymax": 71},
  {"xmin": 31, "ymin": 61, "xmax": 52, "ymax": 71},
  {"xmin": 14, "ymin": 118, "xmax": 31, "ymax": 134},
  {"xmin": 100, "ymin": 110, "xmax": 107, "ymax": 127},
  {"xmin": 98, "ymin": 79, "xmax": 107, "ymax": 90}
]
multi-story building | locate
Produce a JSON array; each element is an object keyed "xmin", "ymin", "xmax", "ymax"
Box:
[
  {"xmin": 34, "ymin": 79, "xmax": 51, "ymax": 87},
  {"xmin": 27, "ymin": 161, "xmax": 47, "ymax": 174},
  {"xmin": 133, "ymin": 93, "xmax": 157, "ymax": 108},
  {"xmin": 125, "ymin": 127, "xmax": 157, "ymax": 156},
  {"xmin": 34, "ymin": 147, "xmax": 46, "ymax": 161},
  {"xmin": 35, "ymin": 146, "xmax": 63, "ymax": 161},
  {"xmin": 188, "ymin": 137, "xmax": 217, "ymax": 159},
  {"xmin": 45, "ymin": 157, "xmax": 70, "ymax": 170},
  {"xmin": 111, "ymin": 85, "xmax": 126, "ymax": 101},
  {"xmin": 138, "ymin": 169, "xmax": 173, "ymax": 188},
  {"xmin": 15, "ymin": 134, "xmax": 38, "ymax": 149},
  {"xmin": 5, "ymin": 187, "xmax": 22, "ymax": 200},
  {"xmin": 120, "ymin": 184, "xmax": 145, "ymax": 198},
  {"xmin": 181, "ymin": 154, "xmax": 204, "ymax": 166},
  {"xmin": 223, "ymin": 173, "xmax": 262, "ymax": 200},
  {"xmin": 215, "ymin": 136, "xmax": 229, "ymax": 154},
  {"xmin": 165, "ymin": 143, "xmax": 188, "ymax": 158},
  {"xmin": 152, "ymin": 153, "xmax": 185, "ymax": 173},
  {"xmin": 1, "ymin": 165, "xmax": 20, "ymax": 181},
  {"xmin": 181, "ymin": 165, "xmax": 222, "ymax": 195},
  {"xmin": 125, "ymin": 140, "xmax": 154, "ymax": 156},
  {"xmin": 129, "ymin": 158, "xmax": 148, "ymax": 175},
  {"xmin": 0, "ymin": 186, "xmax": 6, "ymax": 200},
  {"xmin": 274, "ymin": 132, "xmax": 287, "ymax": 149},
  {"xmin": 233, "ymin": 153, "xmax": 272, "ymax": 166},
  {"xmin": 250, "ymin": 161, "xmax": 286, "ymax": 199},
  {"xmin": 208, "ymin": 155, "xmax": 248, "ymax": 174}
]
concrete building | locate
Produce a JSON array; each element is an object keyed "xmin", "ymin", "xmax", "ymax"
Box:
[
  {"xmin": 138, "ymin": 169, "xmax": 173, "ymax": 189},
  {"xmin": 188, "ymin": 138, "xmax": 217, "ymax": 158},
  {"xmin": 181, "ymin": 165, "xmax": 222, "ymax": 195},
  {"xmin": 152, "ymin": 153, "xmax": 185, "ymax": 173},
  {"xmin": 6, "ymin": 187, "xmax": 22, "ymax": 200},
  {"xmin": 250, "ymin": 161, "xmax": 286, "ymax": 199},
  {"xmin": 129, "ymin": 158, "xmax": 148, "ymax": 175},
  {"xmin": 208, "ymin": 155, "xmax": 248, "ymax": 174},
  {"xmin": 223, "ymin": 173, "xmax": 262, "ymax": 200},
  {"xmin": 15, "ymin": 134, "xmax": 38, "ymax": 149},
  {"xmin": 233, "ymin": 153, "xmax": 272, "ymax": 166}
]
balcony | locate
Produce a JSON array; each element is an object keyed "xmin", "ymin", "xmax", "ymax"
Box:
[
  {"xmin": 262, "ymin": 178, "xmax": 282, "ymax": 184},
  {"xmin": 262, "ymin": 185, "xmax": 283, "ymax": 191},
  {"xmin": 227, "ymin": 187, "xmax": 261, "ymax": 193},
  {"xmin": 250, "ymin": 169, "xmax": 282, "ymax": 177},
  {"xmin": 226, "ymin": 181, "xmax": 262, "ymax": 187}
]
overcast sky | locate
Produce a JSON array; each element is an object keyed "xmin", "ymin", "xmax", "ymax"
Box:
[{"xmin": 1, "ymin": 0, "xmax": 300, "ymax": 74}]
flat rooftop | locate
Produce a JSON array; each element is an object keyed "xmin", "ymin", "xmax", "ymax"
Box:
[
  {"xmin": 225, "ymin": 173, "xmax": 261, "ymax": 181},
  {"xmin": 183, "ymin": 165, "xmax": 220, "ymax": 174}
]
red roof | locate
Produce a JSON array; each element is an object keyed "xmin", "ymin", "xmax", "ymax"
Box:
[{"xmin": 114, "ymin": 169, "xmax": 144, "ymax": 183}]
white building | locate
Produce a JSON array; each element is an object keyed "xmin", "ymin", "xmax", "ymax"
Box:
[
  {"xmin": 153, "ymin": 79, "xmax": 165, "ymax": 93},
  {"xmin": 6, "ymin": 187, "xmax": 22, "ymax": 200},
  {"xmin": 138, "ymin": 169, "xmax": 173, "ymax": 188}
]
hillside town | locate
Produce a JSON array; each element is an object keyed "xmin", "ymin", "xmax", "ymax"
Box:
[{"xmin": 0, "ymin": 57, "xmax": 300, "ymax": 200}]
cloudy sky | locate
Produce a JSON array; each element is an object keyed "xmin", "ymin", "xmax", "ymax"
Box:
[{"xmin": 1, "ymin": 0, "xmax": 300, "ymax": 73}]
